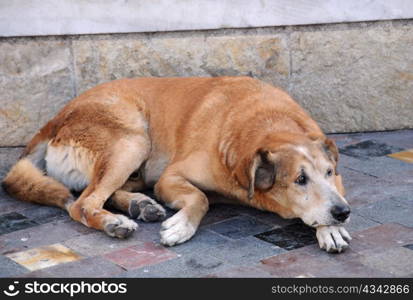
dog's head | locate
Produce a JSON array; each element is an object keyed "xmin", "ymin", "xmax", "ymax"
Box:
[{"xmin": 235, "ymin": 134, "xmax": 350, "ymax": 227}]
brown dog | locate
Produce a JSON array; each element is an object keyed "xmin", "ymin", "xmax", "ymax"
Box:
[{"xmin": 2, "ymin": 77, "xmax": 351, "ymax": 253}]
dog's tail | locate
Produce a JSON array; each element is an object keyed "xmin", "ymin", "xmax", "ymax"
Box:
[{"xmin": 2, "ymin": 142, "xmax": 74, "ymax": 211}]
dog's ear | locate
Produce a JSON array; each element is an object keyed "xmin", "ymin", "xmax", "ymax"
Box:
[
  {"xmin": 309, "ymin": 134, "xmax": 340, "ymax": 174},
  {"xmin": 323, "ymin": 138, "xmax": 339, "ymax": 174},
  {"xmin": 247, "ymin": 149, "xmax": 277, "ymax": 200}
]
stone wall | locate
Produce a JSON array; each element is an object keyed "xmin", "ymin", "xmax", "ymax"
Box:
[{"xmin": 0, "ymin": 19, "xmax": 412, "ymax": 146}]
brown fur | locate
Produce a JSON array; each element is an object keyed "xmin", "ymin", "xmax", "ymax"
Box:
[
  {"xmin": 2, "ymin": 76, "xmax": 348, "ymax": 247},
  {"xmin": 2, "ymin": 158, "xmax": 73, "ymax": 209}
]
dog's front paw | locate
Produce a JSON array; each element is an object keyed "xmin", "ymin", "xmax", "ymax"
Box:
[
  {"xmin": 103, "ymin": 214, "xmax": 138, "ymax": 239},
  {"xmin": 316, "ymin": 225, "xmax": 351, "ymax": 253},
  {"xmin": 160, "ymin": 211, "xmax": 196, "ymax": 246}
]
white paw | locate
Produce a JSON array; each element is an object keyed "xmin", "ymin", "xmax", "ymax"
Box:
[
  {"xmin": 316, "ymin": 226, "xmax": 352, "ymax": 253},
  {"xmin": 160, "ymin": 211, "xmax": 196, "ymax": 246}
]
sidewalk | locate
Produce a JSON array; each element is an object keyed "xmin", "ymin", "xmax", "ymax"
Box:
[{"xmin": 1, "ymin": 130, "xmax": 412, "ymax": 277}]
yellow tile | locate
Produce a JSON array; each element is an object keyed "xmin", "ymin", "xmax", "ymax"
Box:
[
  {"xmin": 388, "ymin": 149, "xmax": 413, "ymax": 164},
  {"xmin": 6, "ymin": 244, "xmax": 82, "ymax": 271}
]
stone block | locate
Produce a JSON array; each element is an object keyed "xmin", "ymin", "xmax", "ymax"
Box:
[
  {"xmin": 72, "ymin": 32, "xmax": 290, "ymax": 94},
  {"xmin": 0, "ymin": 38, "xmax": 74, "ymax": 146},
  {"xmin": 290, "ymin": 22, "xmax": 413, "ymax": 133}
]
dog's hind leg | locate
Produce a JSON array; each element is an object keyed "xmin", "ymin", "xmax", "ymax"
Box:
[
  {"xmin": 155, "ymin": 168, "xmax": 209, "ymax": 246},
  {"xmin": 68, "ymin": 136, "xmax": 150, "ymax": 238}
]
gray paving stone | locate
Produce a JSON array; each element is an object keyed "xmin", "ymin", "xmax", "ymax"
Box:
[
  {"xmin": 200, "ymin": 203, "xmax": 242, "ymax": 227},
  {"xmin": 0, "ymin": 219, "xmax": 95, "ymax": 255},
  {"xmin": 205, "ymin": 201, "xmax": 294, "ymax": 229},
  {"xmin": 206, "ymin": 265, "xmax": 272, "ymax": 278},
  {"xmin": 170, "ymin": 228, "xmax": 230, "ymax": 255},
  {"xmin": 0, "ymin": 255, "xmax": 28, "ymax": 277},
  {"xmin": 306, "ymin": 260, "xmax": 393, "ymax": 278},
  {"xmin": 355, "ymin": 199, "xmax": 413, "ymax": 228},
  {"xmin": 260, "ymin": 244, "xmax": 393, "ymax": 278},
  {"xmin": 359, "ymin": 247, "xmax": 413, "ymax": 277},
  {"xmin": 0, "ymin": 199, "xmax": 37, "ymax": 216},
  {"xmin": 0, "ymin": 212, "xmax": 38, "ymax": 235},
  {"xmin": 21, "ymin": 256, "xmax": 124, "ymax": 278},
  {"xmin": 337, "ymin": 130, "xmax": 413, "ymax": 150},
  {"xmin": 338, "ymin": 155, "xmax": 413, "ymax": 210},
  {"xmin": 205, "ymin": 215, "xmax": 273, "ymax": 239},
  {"xmin": 351, "ymin": 223, "xmax": 413, "ymax": 251},
  {"xmin": 338, "ymin": 163, "xmax": 380, "ymax": 187},
  {"xmin": 340, "ymin": 154, "xmax": 413, "ymax": 184},
  {"xmin": 20, "ymin": 206, "xmax": 69, "ymax": 224},
  {"xmin": 344, "ymin": 213, "xmax": 381, "ymax": 233},
  {"xmin": 134, "ymin": 220, "xmax": 163, "ymax": 243},
  {"xmin": 338, "ymin": 168, "xmax": 389, "ymax": 208},
  {"xmin": 237, "ymin": 206, "xmax": 296, "ymax": 227},
  {"xmin": 118, "ymin": 252, "xmax": 231, "ymax": 278},
  {"xmin": 345, "ymin": 179, "xmax": 412, "ymax": 209},
  {"xmin": 336, "ymin": 150, "xmax": 413, "ymax": 208},
  {"xmin": 328, "ymin": 133, "xmax": 363, "ymax": 150},
  {"xmin": 63, "ymin": 230, "xmax": 144, "ymax": 257},
  {"xmin": 370, "ymin": 129, "xmax": 413, "ymax": 150},
  {"xmin": 206, "ymin": 236, "xmax": 285, "ymax": 266},
  {"xmin": 386, "ymin": 186, "xmax": 413, "ymax": 207}
]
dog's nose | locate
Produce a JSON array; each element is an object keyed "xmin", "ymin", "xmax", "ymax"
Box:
[{"xmin": 331, "ymin": 205, "xmax": 351, "ymax": 222}]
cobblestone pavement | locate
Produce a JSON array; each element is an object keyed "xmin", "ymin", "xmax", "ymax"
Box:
[{"xmin": 1, "ymin": 130, "xmax": 412, "ymax": 278}]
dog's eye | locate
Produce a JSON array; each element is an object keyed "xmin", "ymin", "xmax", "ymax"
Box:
[
  {"xmin": 326, "ymin": 168, "xmax": 333, "ymax": 177},
  {"xmin": 295, "ymin": 174, "xmax": 307, "ymax": 186}
]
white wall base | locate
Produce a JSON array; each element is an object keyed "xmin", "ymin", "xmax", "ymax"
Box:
[{"xmin": 1, "ymin": 0, "xmax": 412, "ymax": 37}]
